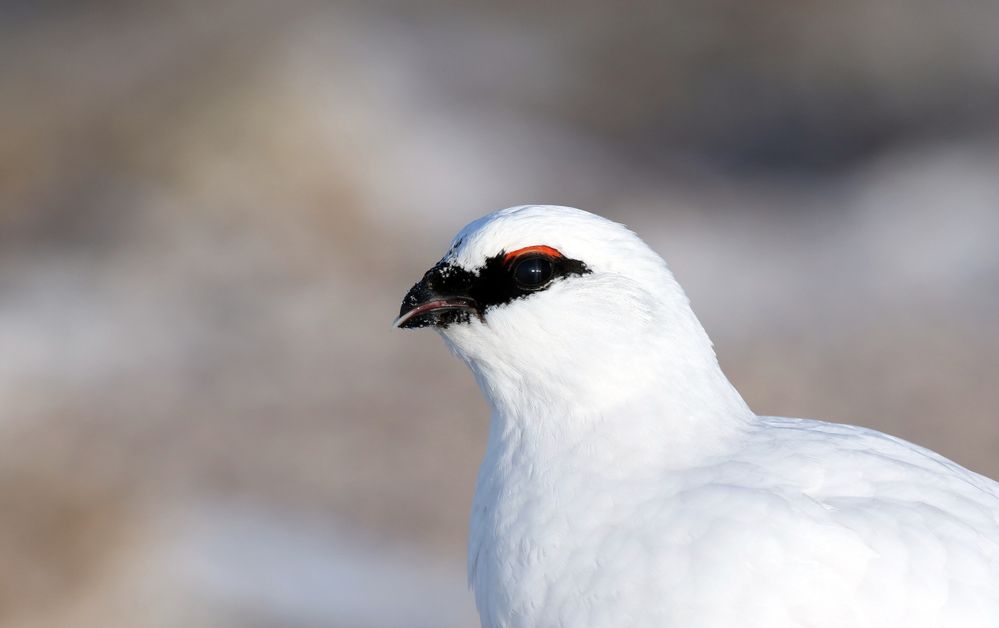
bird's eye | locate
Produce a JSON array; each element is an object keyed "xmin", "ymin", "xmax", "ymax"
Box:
[{"xmin": 513, "ymin": 256, "xmax": 554, "ymax": 290}]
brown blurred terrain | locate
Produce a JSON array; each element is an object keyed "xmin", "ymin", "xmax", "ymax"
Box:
[{"xmin": 1, "ymin": 2, "xmax": 998, "ymax": 626}]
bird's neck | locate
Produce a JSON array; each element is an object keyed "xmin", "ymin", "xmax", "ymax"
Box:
[
  {"xmin": 467, "ymin": 327, "xmax": 754, "ymax": 472},
  {"xmin": 460, "ymin": 289, "xmax": 755, "ymax": 618},
  {"xmin": 465, "ymin": 332, "xmax": 754, "ymax": 618}
]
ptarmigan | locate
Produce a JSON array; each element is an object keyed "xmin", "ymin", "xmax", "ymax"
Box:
[{"xmin": 394, "ymin": 205, "xmax": 999, "ymax": 628}]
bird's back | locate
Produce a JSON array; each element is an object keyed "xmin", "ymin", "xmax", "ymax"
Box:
[
  {"xmin": 470, "ymin": 415, "xmax": 999, "ymax": 628},
  {"xmin": 707, "ymin": 416, "xmax": 999, "ymax": 627}
]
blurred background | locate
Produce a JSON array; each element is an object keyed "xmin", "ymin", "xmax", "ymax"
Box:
[{"xmin": 1, "ymin": 1, "xmax": 998, "ymax": 626}]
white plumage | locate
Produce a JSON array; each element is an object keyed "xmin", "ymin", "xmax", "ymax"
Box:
[{"xmin": 397, "ymin": 205, "xmax": 999, "ymax": 627}]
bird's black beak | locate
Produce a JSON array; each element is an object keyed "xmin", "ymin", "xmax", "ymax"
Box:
[{"xmin": 394, "ymin": 263, "xmax": 480, "ymax": 329}]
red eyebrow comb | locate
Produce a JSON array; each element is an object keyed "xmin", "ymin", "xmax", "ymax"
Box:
[{"xmin": 502, "ymin": 245, "xmax": 563, "ymax": 265}]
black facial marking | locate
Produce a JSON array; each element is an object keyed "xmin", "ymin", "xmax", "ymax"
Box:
[
  {"xmin": 469, "ymin": 251, "xmax": 589, "ymax": 312},
  {"xmin": 397, "ymin": 250, "xmax": 590, "ymax": 329},
  {"xmin": 397, "ymin": 264, "xmax": 480, "ymax": 328}
]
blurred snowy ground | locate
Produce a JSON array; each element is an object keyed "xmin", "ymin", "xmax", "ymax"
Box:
[{"xmin": 0, "ymin": 2, "xmax": 997, "ymax": 626}]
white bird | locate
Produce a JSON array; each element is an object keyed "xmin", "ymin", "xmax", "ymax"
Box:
[{"xmin": 395, "ymin": 205, "xmax": 999, "ymax": 628}]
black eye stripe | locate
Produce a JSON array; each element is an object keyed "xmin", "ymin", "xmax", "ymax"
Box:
[
  {"xmin": 404, "ymin": 251, "xmax": 590, "ymax": 328},
  {"xmin": 470, "ymin": 250, "xmax": 589, "ymax": 312}
]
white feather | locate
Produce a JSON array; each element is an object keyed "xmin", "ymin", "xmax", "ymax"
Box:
[{"xmin": 425, "ymin": 205, "xmax": 999, "ymax": 628}]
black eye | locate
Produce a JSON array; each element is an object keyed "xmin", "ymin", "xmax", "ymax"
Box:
[{"xmin": 513, "ymin": 256, "xmax": 554, "ymax": 290}]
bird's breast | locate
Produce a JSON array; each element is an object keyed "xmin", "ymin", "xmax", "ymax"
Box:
[{"xmin": 468, "ymin": 456, "xmax": 685, "ymax": 627}]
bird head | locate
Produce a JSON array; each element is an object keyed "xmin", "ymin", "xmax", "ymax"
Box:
[{"xmin": 395, "ymin": 205, "xmax": 733, "ymax": 418}]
